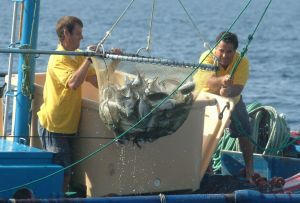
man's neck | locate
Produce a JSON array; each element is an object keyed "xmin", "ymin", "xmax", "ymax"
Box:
[
  {"xmin": 219, "ymin": 64, "xmax": 228, "ymax": 70},
  {"xmin": 61, "ymin": 42, "xmax": 75, "ymax": 51}
]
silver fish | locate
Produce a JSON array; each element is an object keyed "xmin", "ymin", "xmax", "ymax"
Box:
[
  {"xmin": 178, "ymin": 81, "xmax": 195, "ymax": 95},
  {"xmin": 132, "ymin": 72, "xmax": 143, "ymax": 87},
  {"xmin": 157, "ymin": 99, "xmax": 177, "ymax": 111},
  {"xmin": 146, "ymin": 77, "xmax": 162, "ymax": 95},
  {"xmin": 98, "ymin": 71, "xmax": 194, "ymax": 145},
  {"xmin": 138, "ymin": 94, "xmax": 151, "ymax": 119}
]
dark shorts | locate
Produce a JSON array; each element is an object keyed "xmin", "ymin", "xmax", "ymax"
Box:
[
  {"xmin": 229, "ymin": 96, "xmax": 252, "ymax": 138},
  {"xmin": 38, "ymin": 120, "xmax": 74, "ymax": 175}
]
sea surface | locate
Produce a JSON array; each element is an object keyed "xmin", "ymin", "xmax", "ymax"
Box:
[{"xmin": 0, "ymin": 0, "xmax": 299, "ymax": 130}]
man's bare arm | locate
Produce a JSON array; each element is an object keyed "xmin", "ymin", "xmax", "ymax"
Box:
[
  {"xmin": 68, "ymin": 58, "xmax": 92, "ymax": 90},
  {"xmin": 220, "ymin": 84, "xmax": 244, "ymax": 97}
]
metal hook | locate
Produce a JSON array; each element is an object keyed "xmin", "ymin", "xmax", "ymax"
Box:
[
  {"xmin": 136, "ymin": 47, "xmax": 151, "ymax": 56},
  {"xmin": 218, "ymin": 102, "xmax": 230, "ymax": 120},
  {"xmin": 95, "ymin": 43, "xmax": 105, "ymax": 56}
]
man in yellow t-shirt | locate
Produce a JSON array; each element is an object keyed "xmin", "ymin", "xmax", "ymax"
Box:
[
  {"xmin": 37, "ymin": 16, "xmax": 121, "ymax": 191},
  {"xmin": 193, "ymin": 31, "xmax": 254, "ymax": 183}
]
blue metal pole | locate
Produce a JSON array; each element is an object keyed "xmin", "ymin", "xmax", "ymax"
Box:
[
  {"xmin": 27, "ymin": 191, "xmax": 300, "ymax": 202},
  {"xmin": 14, "ymin": 0, "xmax": 40, "ymax": 144},
  {"xmin": 236, "ymin": 190, "xmax": 300, "ymax": 203}
]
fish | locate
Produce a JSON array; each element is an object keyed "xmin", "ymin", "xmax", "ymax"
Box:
[
  {"xmin": 138, "ymin": 94, "xmax": 151, "ymax": 125},
  {"xmin": 147, "ymin": 92, "xmax": 169, "ymax": 102},
  {"xmin": 178, "ymin": 81, "xmax": 195, "ymax": 95},
  {"xmin": 157, "ymin": 99, "xmax": 177, "ymax": 111},
  {"xmin": 132, "ymin": 72, "xmax": 144, "ymax": 87},
  {"xmin": 123, "ymin": 94, "xmax": 137, "ymax": 117},
  {"xmin": 146, "ymin": 77, "xmax": 162, "ymax": 95},
  {"xmin": 98, "ymin": 71, "xmax": 194, "ymax": 145}
]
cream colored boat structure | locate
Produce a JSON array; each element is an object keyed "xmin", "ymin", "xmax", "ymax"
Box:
[{"xmin": 30, "ymin": 72, "xmax": 234, "ymax": 197}]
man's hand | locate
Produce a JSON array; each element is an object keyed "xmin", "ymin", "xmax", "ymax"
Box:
[
  {"xmin": 111, "ymin": 48, "xmax": 122, "ymax": 54},
  {"xmin": 220, "ymin": 84, "xmax": 244, "ymax": 98},
  {"xmin": 220, "ymin": 86, "xmax": 232, "ymax": 97},
  {"xmin": 221, "ymin": 74, "xmax": 233, "ymax": 87}
]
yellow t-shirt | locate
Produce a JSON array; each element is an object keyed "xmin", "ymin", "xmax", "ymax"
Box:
[
  {"xmin": 193, "ymin": 50, "xmax": 249, "ymax": 103},
  {"xmin": 37, "ymin": 44, "xmax": 95, "ymax": 134}
]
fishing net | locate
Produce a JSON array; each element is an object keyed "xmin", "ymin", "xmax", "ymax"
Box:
[{"xmin": 91, "ymin": 54, "xmax": 202, "ymax": 145}]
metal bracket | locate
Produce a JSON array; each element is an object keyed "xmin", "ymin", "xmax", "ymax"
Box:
[{"xmin": 218, "ymin": 102, "xmax": 230, "ymax": 120}]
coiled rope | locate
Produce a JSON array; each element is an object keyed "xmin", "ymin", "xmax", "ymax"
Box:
[
  {"xmin": 0, "ymin": 0, "xmax": 258, "ymax": 194},
  {"xmin": 247, "ymin": 102, "xmax": 291, "ymax": 155},
  {"xmin": 19, "ymin": 44, "xmax": 32, "ymax": 99},
  {"xmin": 212, "ymin": 102, "xmax": 291, "ymax": 173}
]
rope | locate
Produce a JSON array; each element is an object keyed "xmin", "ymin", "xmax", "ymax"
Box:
[
  {"xmin": 17, "ymin": 1, "xmax": 38, "ymax": 99},
  {"xmin": 197, "ymin": 0, "xmax": 253, "ymax": 75},
  {"xmin": 136, "ymin": 0, "xmax": 155, "ymax": 55},
  {"xmin": 19, "ymin": 44, "xmax": 32, "ymax": 99},
  {"xmin": 212, "ymin": 129, "xmax": 239, "ymax": 172},
  {"xmin": 247, "ymin": 104, "xmax": 291, "ymax": 155},
  {"xmin": 177, "ymin": 0, "xmax": 212, "ymax": 51},
  {"xmin": 229, "ymin": 0, "xmax": 273, "ymax": 79},
  {"xmin": 96, "ymin": 0, "xmax": 135, "ymax": 52},
  {"xmin": 0, "ymin": 0, "xmax": 257, "ymax": 194},
  {"xmin": 212, "ymin": 102, "xmax": 291, "ymax": 173},
  {"xmin": 212, "ymin": 1, "xmax": 274, "ymax": 172},
  {"xmin": 145, "ymin": 0, "xmax": 155, "ymax": 53}
]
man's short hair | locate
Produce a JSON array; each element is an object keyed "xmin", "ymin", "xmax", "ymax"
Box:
[
  {"xmin": 56, "ymin": 16, "xmax": 83, "ymax": 42},
  {"xmin": 216, "ymin": 31, "xmax": 239, "ymax": 50}
]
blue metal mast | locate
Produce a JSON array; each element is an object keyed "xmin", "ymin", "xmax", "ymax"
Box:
[{"xmin": 14, "ymin": 0, "xmax": 40, "ymax": 144}]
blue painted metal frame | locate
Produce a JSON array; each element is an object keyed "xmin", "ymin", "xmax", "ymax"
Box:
[
  {"xmin": 221, "ymin": 150, "xmax": 300, "ymax": 179},
  {"xmin": 0, "ymin": 139, "xmax": 64, "ymax": 199},
  {"xmin": 14, "ymin": 190, "xmax": 300, "ymax": 202},
  {"xmin": 14, "ymin": 0, "xmax": 40, "ymax": 143},
  {"xmin": 0, "ymin": 0, "xmax": 64, "ymax": 199}
]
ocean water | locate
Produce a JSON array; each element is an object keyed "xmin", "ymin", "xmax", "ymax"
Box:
[{"xmin": 0, "ymin": 0, "xmax": 299, "ymax": 130}]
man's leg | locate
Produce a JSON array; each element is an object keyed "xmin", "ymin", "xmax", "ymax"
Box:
[
  {"xmin": 51, "ymin": 135, "xmax": 73, "ymax": 192},
  {"xmin": 37, "ymin": 121, "xmax": 73, "ymax": 192},
  {"xmin": 238, "ymin": 136, "xmax": 254, "ymax": 183},
  {"xmin": 230, "ymin": 96, "xmax": 254, "ymax": 183}
]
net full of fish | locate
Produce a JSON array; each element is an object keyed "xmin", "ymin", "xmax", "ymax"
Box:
[{"xmin": 98, "ymin": 70, "xmax": 195, "ymax": 145}]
